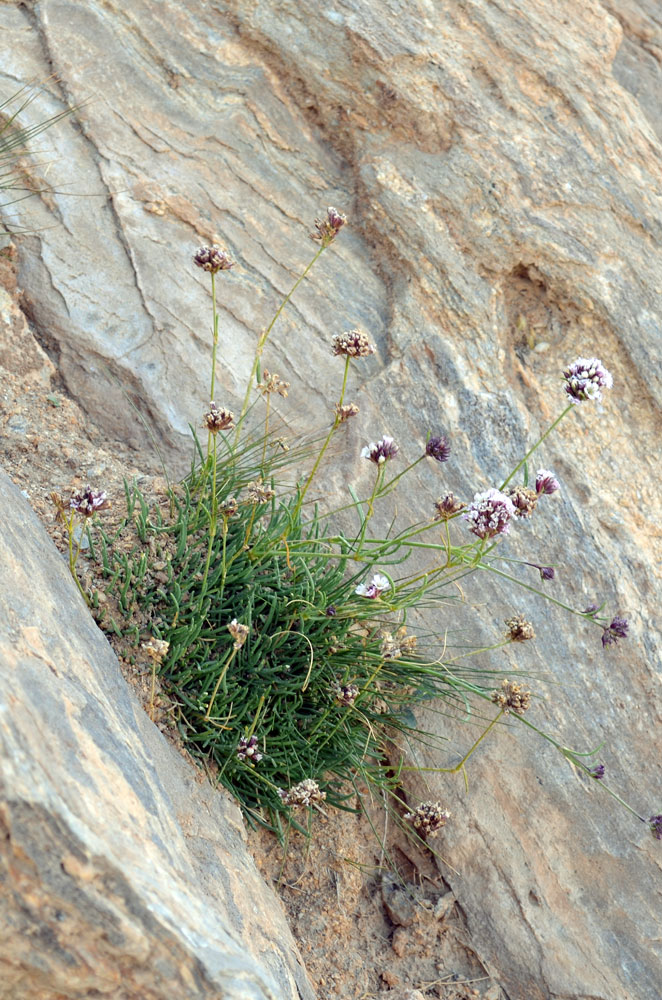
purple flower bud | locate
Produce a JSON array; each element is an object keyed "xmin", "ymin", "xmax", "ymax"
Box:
[
  {"xmin": 425, "ymin": 435, "xmax": 451, "ymax": 463},
  {"xmin": 535, "ymin": 469, "xmax": 560, "ymax": 495},
  {"xmin": 237, "ymin": 734, "xmax": 263, "ymax": 763},
  {"xmin": 583, "ymin": 604, "xmax": 599, "ymax": 616},
  {"xmin": 193, "ymin": 245, "xmax": 234, "ymax": 274},
  {"xmin": 463, "ymin": 488, "xmax": 516, "ymax": 540},
  {"xmin": 69, "ymin": 486, "xmax": 111, "ymax": 518},
  {"xmin": 562, "ymin": 357, "xmax": 612, "ymax": 404},
  {"xmin": 602, "ymin": 616, "xmax": 629, "ymax": 647},
  {"xmin": 649, "ymin": 815, "xmax": 662, "ymax": 840},
  {"xmin": 589, "ymin": 764, "xmax": 605, "ymax": 780},
  {"xmin": 540, "ymin": 566, "xmax": 555, "ymax": 581}
]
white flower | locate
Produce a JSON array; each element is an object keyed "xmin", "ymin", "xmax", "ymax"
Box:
[{"xmin": 355, "ymin": 573, "xmax": 391, "ymax": 599}]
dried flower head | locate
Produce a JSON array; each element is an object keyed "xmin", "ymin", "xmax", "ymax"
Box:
[
  {"xmin": 562, "ymin": 357, "xmax": 613, "ymax": 404},
  {"xmin": 193, "ymin": 245, "xmax": 235, "ymax": 274},
  {"xmin": 492, "ymin": 679, "xmax": 532, "ymax": 714},
  {"xmin": 463, "ymin": 488, "xmax": 515, "ymax": 539},
  {"xmin": 433, "ymin": 493, "xmax": 466, "ymax": 521},
  {"xmin": 404, "ymin": 801, "xmax": 451, "ymax": 839},
  {"xmin": 380, "ymin": 626, "xmax": 417, "ymax": 660},
  {"xmin": 504, "ymin": 615, "xmax": 536, "ymax": 642},
  {"xmin": 355, "ymin": 573, "xmax": 391, "ymax": 599},
  {"xmin": 506, "ymin": 485, "xmax": 539, "ymax": 518},
  {"xmin": 331, "ymin": 329, "xmax": 376, "ymax": 358},
  {"xmin": 279, "ymin": 779, "xmax": 327, "ymax": 808},
  {"xmin": 257, "ymin": 370, "xmax": 290, "ymax": 397},
  {"xmin": 203, "ymin": 402, "xmax": 235, "ymax": 433},
  {"xmin": 335, "ymin": 402, "xmax": 360, "ymax": 422},
  {"xmin": 361, "ymin": 436, "xmax": 398, "ymax": 465},
  {"xmin": 69, "ymin": 486, "xmax": 111, "ymax": 518},
  {"xmin": 219, "ymin": 496, "xmax": 239, "ymax": 517},
  {"xmin": 602, "ymin": 616, "xmax": 629, "ymax": 648},
  {"xmin": 425, "ymin": 435, "xmax": 451, "ymax": 463},
  {"xmin": 333, "ymin": 681, "xmax": 360, "ymax": 706},
  {"xmin": 236, "ymin": 734, "xmax": 262, "ymax": 764},
  {"xmin": 311, "ymin": 206, "xmax": 347, "ymax": 245},
  {"xmin": 228, "ymin": 619, "xmax": 249, "ymax": 650},
  {"xmin": 247, "ymin": 479, "xmax": 275, "ymax": 504},
  {"xmin": 589, "ymin": 764, "xmax": 605, "ymax": 780},
  {"xmin": 142, "ymin": 637, "xmax": 170, "ymax": 663},
  {"xmin": 535, "ymin": 469, "xmax": 560, "ymax": 495},
  {"xmin": 649, "ymin": 814, "xmax": 662, "ymax": 840}
]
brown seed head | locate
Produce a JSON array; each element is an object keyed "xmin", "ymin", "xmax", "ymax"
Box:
[
  {"xmin": 404, "ymin": 801, "xmax": 450, "ymax": 838},
  {"xmin": 504, "ymin": 615, "xmax": 536, "ymax": 642},
  {"xmin": 331, "ymin": 329, "xmax": 376, "ymax": 358},
  {"xmin": 506, "ymin": 485, "xmax": 539, "ymax": 518},
  {"xmin": 335, "ymin": 402, "xmax": 360, "ymax": 423},
  {"xmin": 492, "ymin": 679, "xmax": 532, "ymax": 714},
  {"xmin": 257, "ymin": 370, "xmax": 290, "ymax": 397},
  {"xmin": 204, "ymin": 402, "xmax": 235, "ymax": 433}
]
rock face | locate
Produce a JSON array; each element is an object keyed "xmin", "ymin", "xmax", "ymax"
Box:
[
  {"xmin": 0, "ymin": 466, "xmax": 314, "ymax": 1000},
  {"xmin": 2, "ymin": 1, "xmax": 662, "ymax": 998}
]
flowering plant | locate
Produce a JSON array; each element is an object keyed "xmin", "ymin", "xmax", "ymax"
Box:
[{"xmin": 82, "ymin": 208, "xmax": 658, "ymax": 844}]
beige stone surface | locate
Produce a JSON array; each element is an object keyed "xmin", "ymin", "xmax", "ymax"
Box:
[
  {"xmin": 2, "ymin": 1, "xmax": 662, "ymax": 997},
  {"xmin": 0, "ymin": 464, "xmax": 314, "ymax": 1000}
]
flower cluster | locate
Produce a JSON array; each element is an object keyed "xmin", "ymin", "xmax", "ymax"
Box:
[
  {"xmin": 219, "ymin": 496, "xmax": 239, "ymax": 517},
  {"xmin": 257, "ymin": 370, "xmax": 289, "ymax": 397},
  {"xmin": 504, "ymin": 615, "xmax": 535, "ymax": 642},
  {"xmin": 380, "ymin": 626, "xmax": 417, "ymax": 660},
  {"xmin": 203, "ymin": 402, "xmax": 235, "ymax": 434},
  {"xmin": 425, "ymin": 435, "xmax": 451, "ymax": 463},
  {"xmin": 193, "ymin": 244, "xmax": 234, "ymax": 274},
  {"xmin": 562, "ymin": 357, "xmax": 612, "ymax": 404},
  {"xmin": 355, "ymin": 573, "xmax": 390, "ymax": 599},
  {"xmin": 491, "ymin": 679, "xmax": 532, "ymax": 714},
  {"xmin": 361, "ymin": 436, "xmax": 398, "ymax": 465},
  {"xmin": 601, "ymin": 616, "xmax": 629, "ymax": 647},
  {"xmin": 331, "ymin": 329, "xmax": 376, "ymax": 358},
  {"xmin": 311, "ymin": 206, "xmax": 347, "ymax": 245},
  {"xmin": 433, "ymin": 492, "xmax": 466, "ymax": 521},
  {"xmin": 506, "ymin": 485, "xmax": 539, "ymax": 518},
  {"xmin": 335, "ymin": 402, "xmax": 360, "ymax": 422},
  {"xmin": 333, "ymin": 681, "xmax": 360, "ymax": 706},
  {"xmin": 141, "ymin": 637, "xmax": 170, "ymax": 663},
  {"xmin": 589, "ymin": 764, "xmax": 605, "ymax": 780},
  {"xmin": 69, "ymin": 486, "xmax": 111, "ymax": 518},
  {"xmin": 236, "ymin": 734, "xmax": 262, "ymax": 764},
  {"xmin": 649, "ymin": 815, "xmax": 662, "ymax": 840},
  {"xmin": 278, "ymin": 779, "xmax": 327, "ymax": 808},
  {"xmin": 464, "ymin": 488, "xmax": 515, "ymax": 539},
  {"xmin": 228, "ymin": 619, "xmax": 249, "ymax": 650},
  {"xmin": 404, "ymin": 801, "xmax": 451, "ymax": 838},
  {"xmin": 247, "ymin": 479, "xmax": 275, "ymax": 504}
]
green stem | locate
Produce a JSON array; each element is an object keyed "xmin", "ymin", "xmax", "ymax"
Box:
[
  {"xmin": 293, "ymin": 355, "xmax": 351, "ymax": 519},
  {"xmin": 207, "ymin": 272, "xmax": 219, "ymax": 460},
  {"xmin": 402, "ymin": 710, "xmax": 505, "ymax": 773},
  {"xmin": 205, "ymin": 644, "xmax": 239, "ymax": 719},
  {"xmin": 67, "ymin": 514, "xmax": 90, "ymax": 606},
  {"xmin": 198, "ymin": 433, "xmax": 219, "ymax": 611},
  {"xmin": 500, "ymin": 404, "xmax": 573, "ymax": 490},
  {"xmin": 381, "ymin": 454, "xmax": 426, "ymax": 494},
  {"xmin": 476, "ymin": 562, "xmax": 603, "ymax": 628},
  {"xmin": 236, "ymin": 244, "xmax": 327, "ymax": 437}
]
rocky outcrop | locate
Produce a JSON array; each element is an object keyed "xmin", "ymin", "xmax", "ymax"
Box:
[
  {"xmin": 2, "ymin": 1, "xmax": 662, "ymax": 997},
  {"xmin": 0, "ymin": 467, "xmax": 314, "ymax": 1000}
]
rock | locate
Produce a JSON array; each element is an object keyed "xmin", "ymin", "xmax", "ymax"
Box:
[
  {"xmin": 2, "ymin": 1, "xmax": 662, "ymax": 998},
  {"xmin": 0, "ymin": 466, "xmax": 314, "ymax": 1000}
]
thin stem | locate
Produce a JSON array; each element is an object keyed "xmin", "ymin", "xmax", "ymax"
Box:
[
  {"xmin": 198, "ymin": 433, "xmax": 219, "ymax": 611},
  {"xmin": 67, "ymin": 514, "xmax": 90, "ymax": 606},
  {"xmin": 500, "ymin": 404, "xmax": 573, "ymax": 490},
  {"xmin": 207, "ymin": 272, "xmax": 219, "ymax": 459},
  {"xmin": 476, "ymin": 562, "xmax": 603, "ymax": 627},
  {"xmin": 293, "ymin": 355, "xmax": 351, "ymax": 519},
  {"xmin": 402, "ymin": 710, "xmax": 504, "ymax": 773},
  {"xmin": 236, "ymin": 244, "xmax": 327, "ymax": 436},
  {"xmin": 381, "ymin": 454, "xmax": 426, "ymax": 495},
  {"xmin": 205, "ymin": 645, "xmax": 239, "ymax": 719}
]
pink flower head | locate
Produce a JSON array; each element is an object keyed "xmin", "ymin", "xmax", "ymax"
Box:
[
  {"xmin": 355, "ymin": 573, "xmax": 390, "ymax": 599},
  {"xmin": 463, "ymin": 488, "xmax": 516, "ymax": 539},
  {"xmin": 562, "ymin": 357, "xmax": 612, "ymax": 404},
  {"xmin": 361, "ymin": 436, "xmax": 398, "ymax": 465},
  {"xmin": 535, "ymin": 469, "xmax": 560, "ymax": 495}
]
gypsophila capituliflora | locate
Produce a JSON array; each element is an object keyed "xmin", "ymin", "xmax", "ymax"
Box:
[
  {"xmin": 464, "ymin": 488, "xmax": 515, "ymax": 539},
  {"xmin": 92, "ymin": 213, "xmax": 651, "ymax": 847},
  {"xmin": 361, "ymin": 436, "xmax": 398, "ymax": 465},
  {"xmin": 562, "ymin": 357, "xmax": 613, "ymax": 404},
  {"xmin": 404, "ymin": 802, "xmax": 451, "ymax": 838}
]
